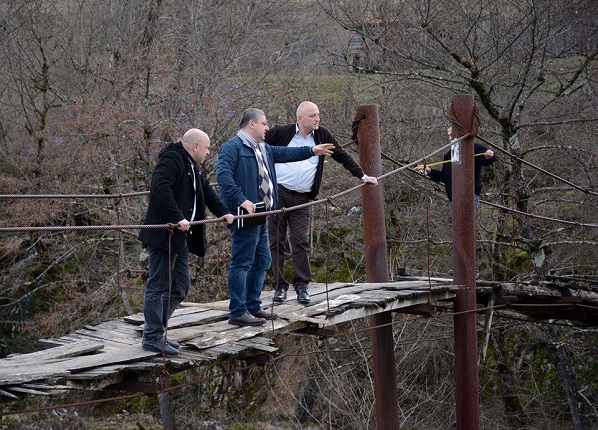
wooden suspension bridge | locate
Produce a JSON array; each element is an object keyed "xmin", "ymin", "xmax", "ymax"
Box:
[
  {"xmin": 1, "ymin": 275, "xmax": 596, "ymax": 403},
  {"xmin": 0, "ymin": 279, "xmax": 458, "ymax": 401}
]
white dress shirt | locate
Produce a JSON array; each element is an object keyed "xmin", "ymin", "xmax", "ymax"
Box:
[{"xmin": 275, "ymin": 125, "xmax": 319, "ymax": 193}]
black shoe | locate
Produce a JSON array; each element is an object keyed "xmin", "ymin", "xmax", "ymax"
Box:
[
  {"xmin": 165, "ymin": 338, "xmax": 180, "ymax": 349},
  {"xmin": 251, "ymin": 309, "xmax": 278, "ymax": 320},
  {"xmin": 228, "ymin": 312, "xmax": 266, "ymax": 327},
  {"xmin": 273, "ymin": 287, "xmax": 287, "ymax": 303},
  {"xmin": 297, "ymin": 288, "xmax": 310, "ymax": 305},
  {"xmin": 142, "ymin": 340, "xmax": 179, "ymax": 356}
]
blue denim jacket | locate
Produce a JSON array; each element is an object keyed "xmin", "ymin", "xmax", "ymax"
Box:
[{"xmin": 216, "ymin": 135, "xmax": 314, "ymax": 214}]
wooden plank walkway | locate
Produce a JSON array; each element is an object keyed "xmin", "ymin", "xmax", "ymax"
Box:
[{"xmin": 0, "ymin": 279, "xmax": 458, "ymax": 401}]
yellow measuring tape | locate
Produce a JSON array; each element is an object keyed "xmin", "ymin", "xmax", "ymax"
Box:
[{"xmin": 423, "ymin": 152, "xmax": 487, "ymax": 168}]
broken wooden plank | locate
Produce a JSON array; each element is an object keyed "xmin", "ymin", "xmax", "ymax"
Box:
[
  {"xmin": 236, "ymin": 338, "xmax": 278, "ymax": 353},
  {"xmin": 3, "ymin": 340, "xmax": 104, "ymax": 363},
  {"xmin": 123, "ymin": 306, "xmax": 214, "ymax": 325},
  {"xmin": 0, "ymin": 388, "xmax": 19, "ymax": 399},
  {"xmin": 0, "ymin": 279, "xmax": 471, "ymax": 399},
  {"xmin": 7, "ymin": 386, "xmax": 52, "ymax": 396},
  {"xmin": 185, "ymin": 320, "xmax": 288, "ymax": 351}
]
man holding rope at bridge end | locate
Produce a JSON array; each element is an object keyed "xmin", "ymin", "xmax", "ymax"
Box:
[
  {"xmin": 217, "ymin": 108, "xmax": 335, "ymax": 326},
  {"xmin": 416, "ymin": 125, "xmax": 495, "ymax": 215},
  {"xmin": 265, "ymin": 101, "xmax": 378, "ymax": 305},
  {"xmin": 415, "ymin": 125, "xmax": 496, "ymax": 279},
  {"xmin": 139, "ymin": 128, "xmax": 234, "ymax": 356}
]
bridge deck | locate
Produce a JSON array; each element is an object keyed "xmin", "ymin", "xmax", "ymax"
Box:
[{"xmin": 0, "ymin": 279, "xmax": 459, "ymax": 401}]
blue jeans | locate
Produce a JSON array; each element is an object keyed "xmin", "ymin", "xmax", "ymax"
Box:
[
  {"xmin": 227, "ymin": 223, "xmax": 271, "ymax": 318},
  {"xmin": 142, "ymin": 245, "xmax": 190, "ymax": 344}
]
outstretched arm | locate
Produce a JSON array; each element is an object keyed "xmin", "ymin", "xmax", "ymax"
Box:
[{"xmin": 312, "ymin": 143, "xmax": 335, "ymax": 156}]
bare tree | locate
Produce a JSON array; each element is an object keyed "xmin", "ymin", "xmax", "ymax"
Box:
[{"xmin": 318, "ymin": 0, "xmax": 598, "ymax": 279}]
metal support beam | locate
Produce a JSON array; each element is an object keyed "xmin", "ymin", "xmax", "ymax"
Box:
[
  {"xmin": 357, "ymin": 104, "xmax": 400, "ymax": 430},
  {"xmin": 450, "ymin": 95, "xmax": 480, "ymax": 430}
]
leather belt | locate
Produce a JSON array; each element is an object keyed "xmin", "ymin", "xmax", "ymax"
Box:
[{"xmin": 279, "ymin": 185, "xmax": 309, "ymax": 196}]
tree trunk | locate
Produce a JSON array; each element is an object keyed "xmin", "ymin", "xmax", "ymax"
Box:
[
  {"xmin": 491, "ymin": 327, "xmax": 528, "ymax": 429},
  {"xmin": 542, "ymin": 326, "xmax": 591, "ymax": 430}
]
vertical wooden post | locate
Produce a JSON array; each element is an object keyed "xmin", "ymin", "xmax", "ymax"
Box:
[
  {"xmin": 450, "ymin": 95, "xmax": 480, "ymax": 430},
  {"xmin": 356, "ymin": 104, "xmax": 400, "ymax": 430}
]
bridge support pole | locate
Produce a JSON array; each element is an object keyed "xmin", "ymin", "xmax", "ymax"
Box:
[
  {"xmin": 450, "ymin": 95, "xmax": 480, "ymax": 430},
  {"xmin": 356, "ymin": 104, "xmax": 400, "ymax": 430}
]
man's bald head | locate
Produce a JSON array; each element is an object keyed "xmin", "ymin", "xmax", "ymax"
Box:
[
  {"xmin": 182, "ymin": 128, "xmax": 209, "ymax": 147},
  {"xmin": 181, "ymin": 128, "xmax": 211, "ymax": 164},
  {"xmin": 296, "ymin": 101, "xmax": 320, "ymax": 136},
  {"xmin": 296, "ymin": 101, "xmax": 318, "ymax": 118}
]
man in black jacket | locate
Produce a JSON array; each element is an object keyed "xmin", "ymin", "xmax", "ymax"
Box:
[
  {"xmin": 416, "ymin": 125, "xmax": 496, "ymax": 279},
  {"xmin": 416, "ymin": 125, "xmax": 496, "ymax": 215},
  {"xmin": 265, "ymin": 101, "xmax": 378, "ymax": 304},
  {"xmin": 139, "ymin": 128, "xmax": 233, "ymax": 355}
]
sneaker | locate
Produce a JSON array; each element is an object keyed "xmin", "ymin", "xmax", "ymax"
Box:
[
  {"xmin": 251, "ymin": 309, "xmax": 278, "ymax": 320},
  {"xmin": 142, "ymin": 340, "xmax": 179, "ymax": 356},
  {"xmin": 228, "ymin": 312, "xmax": 266, "ymax": 327},
  {"xmin": 296, "ymin": 288, "xmax": 310, "ymax": 305},
  {"xmin": 273, "ymin": 287, "xmax": 287, "ymax": 303}
]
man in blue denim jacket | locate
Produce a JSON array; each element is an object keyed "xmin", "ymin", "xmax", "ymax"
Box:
[{"xmin": 216, "ymin": 108, "xmax": 334, "ymax": 326}]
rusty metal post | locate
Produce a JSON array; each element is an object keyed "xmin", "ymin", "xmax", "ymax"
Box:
[
  {"xmin": 356, "ymin": 104, "xmax": 400, "ymax": 430},
  {"xmin": 450, "ymin": 95, "xmax": 480, "ymax": 430}
]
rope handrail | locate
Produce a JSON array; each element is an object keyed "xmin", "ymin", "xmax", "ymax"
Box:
[
  {"xmin": 0, "ymin": 132, "xmax": 594, "ymax": 233},
  {"xmin": 0, "ymin": 217, "xmax": 232, "ymax": 233},
  {"xmin": 481, "ymin": 199, "xmax": 598, "ymax": 229},
  {"xmin": 476, "ymin": 134, "xmax": 598, "ymax": 197},
  {"xmin": 0, "ymin": 135, "xmax": 471, "ymax": 233},
  {"xmin": 0, "ymin": 191, "xmax": 150, "ymax": 199}
]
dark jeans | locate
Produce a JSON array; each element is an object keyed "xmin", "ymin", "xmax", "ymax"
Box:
[
  {"xmin": 269, "ymin": 185, "xmax": 311, "ymax": 292},
  {"xmin": 227, "ymin": 222, "xmax": 271, "ymax": 318},
  {"xmin": 142, "ymin": 245, "xmax": 190, "ymax": 344}
]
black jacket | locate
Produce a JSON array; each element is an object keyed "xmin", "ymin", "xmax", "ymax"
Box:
[
  {"xmin": 264, "ymin": 124, "xmax": 364, "ymax": 199},
  {"xmin": 428, "ymin": 142, "xmax": 496, "ymax": 202},
  {"xmin": 138, "ymin": 142, "xmax": 230, "ymax": 256}
]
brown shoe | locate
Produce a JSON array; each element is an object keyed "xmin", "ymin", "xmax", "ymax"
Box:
[
  {"xmin": 228, "ymin": 312, "xmax": 266, "ymax": 326},
  {"xmin": 251, "ymin": 309, "xmax": 278, "ymax": 320}
]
